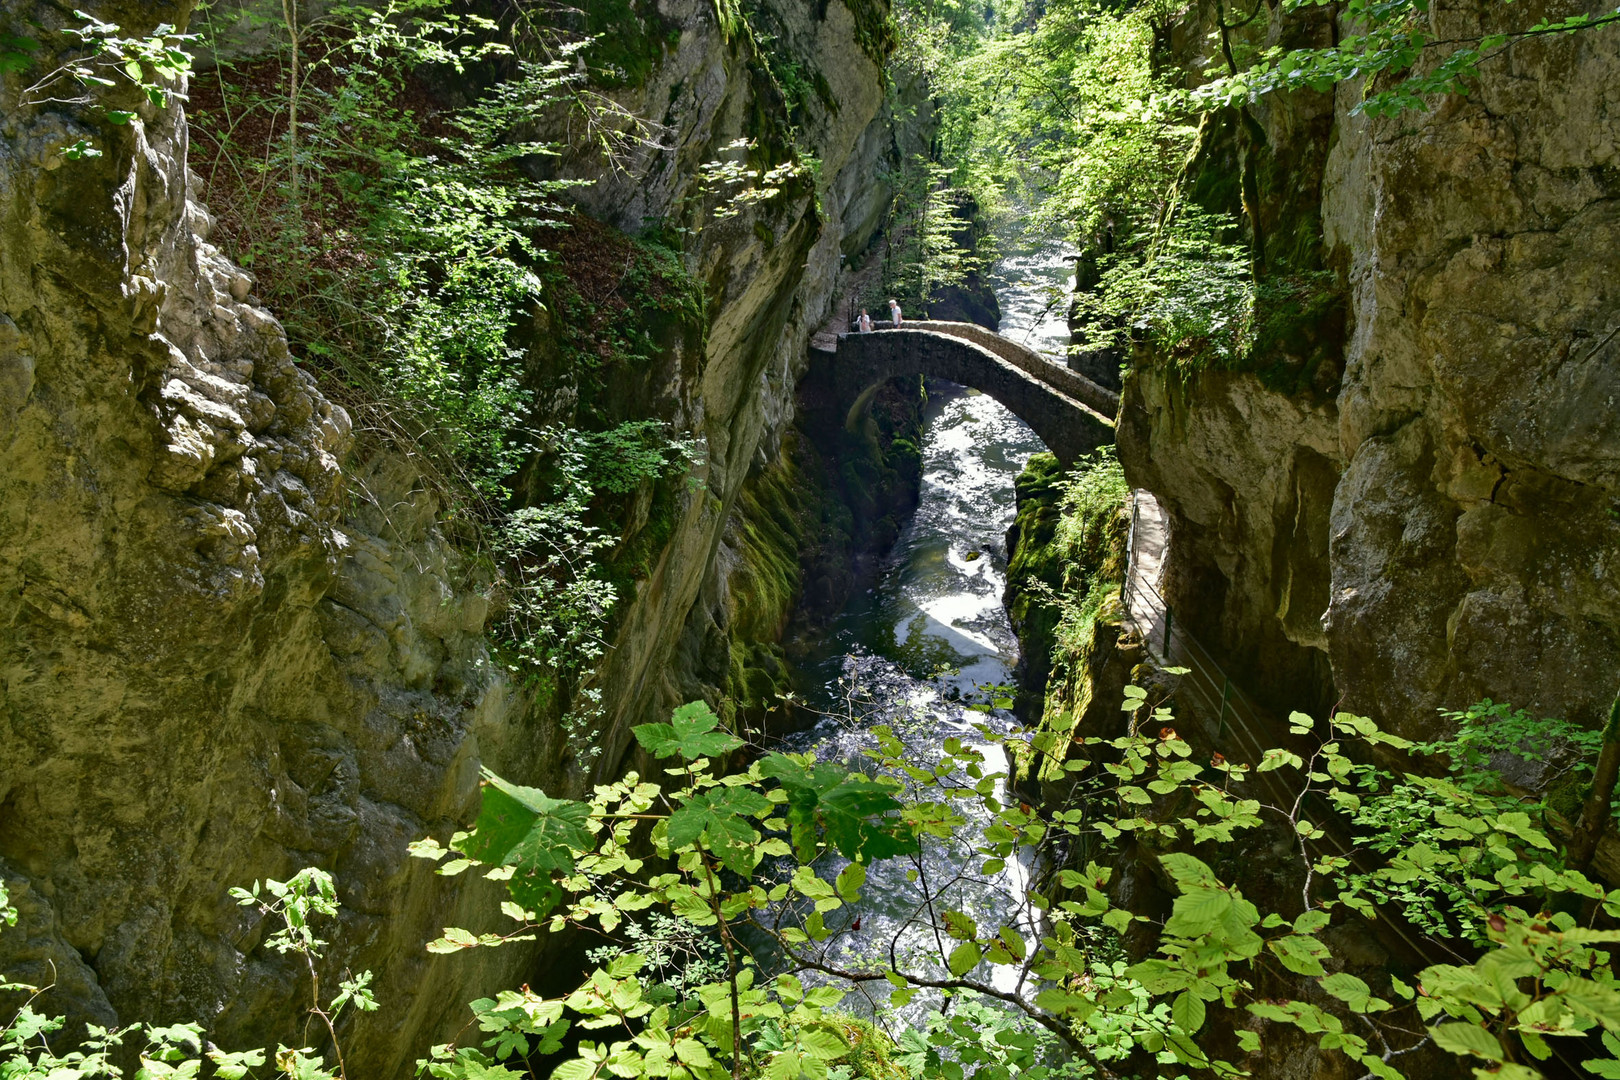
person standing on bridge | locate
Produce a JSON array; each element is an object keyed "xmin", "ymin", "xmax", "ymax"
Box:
[
  {"xmin": 888, "ymin": 298, "xmax": 903, "ymax": 327},
  {"xmin": 858, "ymin": 308, "xmax": 873, "ymax": 333}
]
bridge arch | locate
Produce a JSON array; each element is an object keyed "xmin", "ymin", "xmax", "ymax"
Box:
[{"xmin": 822, "ymin": 322, "xmax": 1118, "ymax": 465}]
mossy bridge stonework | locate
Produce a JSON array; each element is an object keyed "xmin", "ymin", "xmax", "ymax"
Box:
[{"xmin": 813, "ymin": 320, "xmax": 1120, "ymax": 464}]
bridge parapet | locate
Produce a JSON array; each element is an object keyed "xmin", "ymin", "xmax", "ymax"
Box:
[
  {"xmin": 897, "ymin": 320, "xmax": 1121, "ymax": 419},
  {"xmin": 832, "ymin": 327, "xmax": 1114, "ymax": 464}
]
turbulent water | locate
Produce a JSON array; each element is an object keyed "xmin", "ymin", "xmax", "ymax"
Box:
[
  {"xmin": 765, "ymin": 249, "xmax": 1071, "ymax": 1033},
  {"xmin": 985, "ymin": 237, "xmax": 1077, "ymax": 360}
]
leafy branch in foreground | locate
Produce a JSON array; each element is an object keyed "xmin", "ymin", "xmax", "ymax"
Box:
[
  {"xmin": 5, "ymin": 689, "xmax": 1617, "ymax": 1080},
  {"xmin": 4, "ymin": 11, "xmax": 194, "ymax": 160},
  {"xmin": 411, "ymin": 689, "xmax": 1620, "ymax": 1080},
  {"xmin": 1194, "ymin": 0, "xmax": 1620, "ymax": 117},
  {"xmin": 2, "ymin": 870, "xmax": 370, "ymax": 1080}
]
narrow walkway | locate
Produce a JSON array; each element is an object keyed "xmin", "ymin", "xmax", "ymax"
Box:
[
  {"xmin": 1123, "ymin": 491, "xmax": 1167, "ymax": 646},
  {"xmin": 1117, "ymin": 492, "xmax": 1480, "ymax": 981},
  {"xmin": 1120, "ymin": 490, "xmax": 1276, "ymax": 765}
]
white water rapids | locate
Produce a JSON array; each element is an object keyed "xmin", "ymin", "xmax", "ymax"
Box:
[{"xmin": 759, "ymin": 243, "xmax": 1079, "ymax": 1033}]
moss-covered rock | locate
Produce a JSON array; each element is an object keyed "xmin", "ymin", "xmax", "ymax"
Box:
[
  {"xmin": 1003, "ymin": 453, "xmax": 1068, "ymax": 710},
  {"xmin": 1001, "ymin": 451, "xmax": 1132, "ymax": 782},
  {"xmin": 717, "ymin": 377, "xmax": 926, "ymax": 733},
  {"xmin": 581, "ymin": 0, "xmax": 680, "ymax": 89}
]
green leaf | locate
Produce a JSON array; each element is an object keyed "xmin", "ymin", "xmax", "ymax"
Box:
[
  {"xmin": 1561, "ymin": 980, "xmax": 1620, "ymax": 1027},
  {"xmin": 942, "ymin": 910, "xmax": 978, "ymax": 941},
  {"xmin": 835, "ymin": 861, "xmax": 866, "ymax": 902},
  {"xmin": 633, "ymin": 701, "xmax": 741, "ymax": 760},
  {"xmin": 1428, "ymin": 1023, "xmax": 1502, "ymax": 1062},
  {"xmin": 552, "ymin": 1057, "xmax": 599, "ymax": 1080},
  {"xmin": 803, "ymin": 986, "xmax": 845, "ymax": 1009},
  {"xmin": 819, "ymin": 776, "xmax": 919, "ymax": 862},
  {"xmin": 797, "ymin": 1029, "xmax": 849, "ymax": 1061},
  {"xmin": 1258, "ymin": 749, "xmax": 1302, "ymax": 772},
  {"xmin": 1172, "ymin": 991, "xmax": 1206, "ymax": 1033},
  {"xmin": 1268, "ymin": 934, "xmax": 1329, "ymax": 977},
  {"xmin": 765, "ymin": 1049, "xmax": 803, "ymax": 1080},
  {"xmin": 1293, "ymin": 910, "xmax": 1330, "ymax": 935},
  {"xmin": 463, "ymin": 771, "xmax": 593, "ymax": 915},
  {"xmin": 1158, "ymin": 853, "xmax": 1218, "ymax": 891},
  {"xmin": 1318, "ymin": 972, "xmax": 1384, "ymax": 1012},
  {"xmin": 673, "ymin": 1039, "xmax": 712, "ymax": 1068},
  {"xmin": 1034, "ymin": 988, "xmax": 1095, "ymax": 1021},
  {"xmin": 207, "ymin": 1048, "xmax": 267, "ymax": 1080},
  {"xmin": 948, "ymin": 942, "xmax": 982, "ymax": 976},
  {"xmin": 1165, "ymin": 887, "xmax": 1231, "ymax": 937},
  {"xmin": 667, "ymin": 786, "xmax": 770, "ymax": 872},
  {"xmin": 761, "ymin": 754, "xmax": 912, "ymax": 861}
]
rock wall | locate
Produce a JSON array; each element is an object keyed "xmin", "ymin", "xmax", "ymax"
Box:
[
  {"xmin": 539, "ymin": 0, "xmax": 904, "ymax": 783},
  {"xmin": 1117, "ymin": 0, "xmax": 1620, "ymax": 740},
  {"xmin": 0, "ymin": 4, "xmax": 527, "ymax": 1067},
  {"xmin": 1321, "ymin": 1, "xmax": 1620, "ymax": 734},
  {"xmin": 0, "ymin": 0, "xmax": 898, "ymax": 1070}
]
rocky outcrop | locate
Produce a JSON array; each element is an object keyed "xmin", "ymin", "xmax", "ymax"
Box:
[
  {"xmin": 0, "ymin": 6, "xmax": 517, "ymax": 1070},
  {"xmin": 535, "ymin": 0, "xmax": 904, "ymax": 782},
  {"xmin": 1118, "ymin": 0, "xmax": 1620, "ymax": 740},
  {"xmin": 1117, "ymin": 367, "xmax": 1341, "ymax": 719},
  {"xmin": 685, "ymin": 377, "xmax": 926, "ymax": 739},
  {"xmin": 0, "ymin": 0, "xmax": 898, "ymax": 1069},
  {"xmin": 1001, "ymin": 453, "xmax": 1138, "ymax": 781},
  {"xmin": 1320, "ymin": 3, "xmax": 1620, "ymax": 734}
]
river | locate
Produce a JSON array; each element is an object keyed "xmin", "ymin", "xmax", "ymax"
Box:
[{"xmin": 766, "ymin": 243, "xmax": 1077, "ymax": 1033}]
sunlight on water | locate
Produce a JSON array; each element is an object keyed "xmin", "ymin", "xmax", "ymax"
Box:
[
  {"xmin": 768, "ymin": 385, "xmax": 1049, "ymax": 1032},
  {"xmin": 986, "ymin": 237, "xmax": 1077, "ymax": 361}
]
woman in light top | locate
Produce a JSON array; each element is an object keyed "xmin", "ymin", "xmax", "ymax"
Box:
[{"xmin": 858, "ymin": 309, "xmax": 873, "ymax": 333}]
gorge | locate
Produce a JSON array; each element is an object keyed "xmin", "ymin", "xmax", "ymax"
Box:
[{"xmin": 1, "ymin": 0, "xmax": 1619, "ymax": 1077}]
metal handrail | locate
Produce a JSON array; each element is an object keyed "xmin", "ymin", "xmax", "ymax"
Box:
[{"xmin": 1113, "ymin": 493, "xmax": 1472, "ymax": 975}]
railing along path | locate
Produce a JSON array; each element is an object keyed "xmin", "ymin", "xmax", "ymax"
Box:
[{"xmin": 1115, "ymin": 491, "xmax": 1488, "ymax": 998}]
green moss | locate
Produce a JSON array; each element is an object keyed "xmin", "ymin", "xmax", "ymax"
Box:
[
  {"xmin": 1003, "ymin": 451, "xmax": 1130, "ymax": 781},
  {"xmin": 844, "ymin": 0, "xmax": 898, "ymax": 64},
  {"xmin": 582, "ymin": 0, "xmax": 676, "ymax": 89},
  {"xmin": 1004, "ymin": 453, "xmax": 1069, "ymax": 700},
  {"xmin": 1137, "ymin": 105, "xmax": 1347, "ymax": 396},
  {"xmin": 806, "ymin": 1016, "xmax": 910, "ymax": 1080},
  {"xmin": 1239, "ymin": 268, "xmax": 1346, "ymax": 394},
  {"xmin": 722, "ymin": 442, "xmax": 812, "ymax": 720},
  {"xmin": 532, "ymin": 216, "xmax": 708, "ymax": 430}
]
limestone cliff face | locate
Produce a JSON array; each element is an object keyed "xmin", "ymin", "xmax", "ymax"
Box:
[
  {"xmin": 535, "ymin": 0, "xmax": 900, "ymax": 779},
  {"xmin": 1321, "ymin": 4, "xmax": 1620, "ymax": 734},
  {"xmin": 0, "ymin": 0, "xmax": 894, "ymax": 1069},
  {"xmin": 1118, "ymin": 0, "xmax": 1620, "ymax": 739},
  {"xmin": 0, "ymin": 3, "xmax": 561, "ymax": 1068}
]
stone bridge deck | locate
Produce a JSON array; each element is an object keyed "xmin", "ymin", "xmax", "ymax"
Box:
[{"xmin": 821, "ymin": 320, "xmax": 1119, "ymax": 464}]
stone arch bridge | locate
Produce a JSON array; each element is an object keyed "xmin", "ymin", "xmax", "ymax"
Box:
[{"xmin": 813, "ymin": 320, "xmax": 1119, "ymax": 464}]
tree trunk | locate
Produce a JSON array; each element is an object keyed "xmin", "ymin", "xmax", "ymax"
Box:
[{"xmin": 1570, "ymin": 692, "xmax": 1620, "ymax": 870}]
